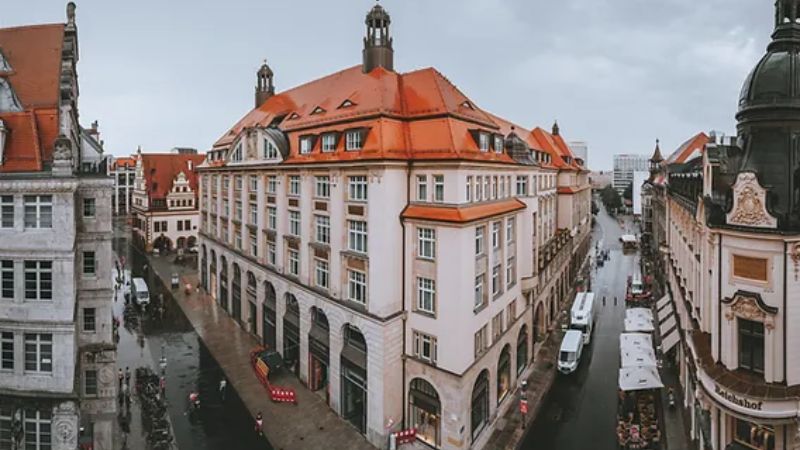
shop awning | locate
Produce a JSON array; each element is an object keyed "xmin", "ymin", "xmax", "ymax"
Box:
[
  {"xmin": 621, "ymin": 345, "xmax": 657, "ymax": 368},
  {"xmin": 657, "ymin": 295, "xmax": 674, "ymax": 323},
  {"xmin": 619, "ymin": 366, "xmax": 664, "ymax": 391},
  {"xmin": 626, "ymin": 308, "xmax": 654, "ymax": 323},
  {"xmin": 625, "ymin": 317, "xmax": 655, "ymax": 333},
  {"xmin": 661, "ymin": 328, "xmax": 680, "ymax": 353},
  {"xmin": 656, "ymin": 294, "xmax": 670, "ymax": 311},
  {"xmin": 620, "ymin": 333, "xmax": 652, "ymax": 349}
]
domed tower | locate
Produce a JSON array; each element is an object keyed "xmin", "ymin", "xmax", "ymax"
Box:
[
  {"xmin": 648, "ymin": 139, "xmax": 664, "ymax": 181},
  {"xmin": 736, "ymin": 0, "xmax": 800, "ymax": 230},
  {"xmin": 362, "ymin": 2, "xmax": 394, "ymax": 73},
  {"xmin": 255, "ymin": 60, "xmax": 274, "ymax": 108}
]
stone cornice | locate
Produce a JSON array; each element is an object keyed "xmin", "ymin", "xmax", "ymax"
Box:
[{"xmin": 0, "ymin": 178, "xmax": 79, "ymax": 192}]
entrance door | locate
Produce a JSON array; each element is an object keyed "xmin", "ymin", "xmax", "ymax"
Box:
[
  {"xmin": 341, "ymin": 363, "xmax": 367, "ymax": 434},
  {"xmin": 249, "ymin": 301, "xmax": 257, "ymax": 335},
  {"xmin": 263, "ymin": 307, "xmax": 276, "ymax": 350}
]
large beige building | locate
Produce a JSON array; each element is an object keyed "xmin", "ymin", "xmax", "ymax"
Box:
[
  {"xmin": 658, "ymin": 2, "xmax": 800, "ymax": 449},
  {"xmin": 197, "ymin": 5, "xmax": 591, "ymax": 449},
  {"xmin": 0, "ymin": 4, "xmax": 116, "ymax": 449}
]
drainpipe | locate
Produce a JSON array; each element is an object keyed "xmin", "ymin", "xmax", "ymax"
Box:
[{"xmin": 400, "ymin": 161, "xmax": 411, "ymax": 430}]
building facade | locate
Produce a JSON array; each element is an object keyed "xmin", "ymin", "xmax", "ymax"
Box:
[
  {"xmin": 131, "ymin": 152, "xmax": 205, "ymax": 252},
  {"xmin": 0, "ymin": 4, "xmax": 116, "ymax": 449},
  {"xmin": 659, "ymin": 3, "xmax": 800, "ymax": 449},
  {"xmin": 613, "ymin": 153, "xmax": 649, "ymax": 194},
  {"xmin": 567, "ymin": 140, "xmax": 588, "ymax": 166},
  {"xmin": 197, "ymin": 5, "xmax": 591, "ymax": 450},
  {"xmin": 110, "ymin": 156, "xmax": 136, "ymax": 215}
]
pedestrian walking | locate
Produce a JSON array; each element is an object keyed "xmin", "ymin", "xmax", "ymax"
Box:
[
  {"xmin": 118, "ymin": 368, "xmax": 124, "ymax": 389},
  {"xmin": 219, "ymin": 378, "xmax": 227, "ymax": 402},
  {"xmin": 602, "ymin": 296, "xmax": 606, "ymax": 306},
  {"xmin": 160, "ymin": 376, "xmax": 166, "ymax": 397},
  {"xmin": 124, "ymin": 366, "xmax": 131, "ymax": 384}
]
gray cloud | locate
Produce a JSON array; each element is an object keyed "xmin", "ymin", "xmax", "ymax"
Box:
[{"xmin": 2, "ymin": 0, "xmax": 775, "ymax": 169}]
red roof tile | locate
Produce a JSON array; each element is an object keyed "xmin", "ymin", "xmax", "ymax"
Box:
[
  {"xmin": 112, "ymin": 156, "xmax": 137, "ymax": 170},
  {"xmin": 401, "ymin": 198, "xmax": 525, "ymax": 224},
  {"xmin": 665, "ymin": 132, "xmax": 709, "ymax": 165},
  {"xmin": 139, "ymin": 154, "xmax": 205, "ymax": 201}
]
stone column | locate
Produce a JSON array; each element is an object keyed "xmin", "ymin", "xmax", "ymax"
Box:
[{"xmin": 51, "ymin": 401, "xmax": 79, "ymax": 450}]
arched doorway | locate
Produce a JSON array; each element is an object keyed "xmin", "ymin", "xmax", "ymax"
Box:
[
  {"xmin": 176, "ymin": 236, "xmax": 186, "ymax": 249},
  {"xmin": 471, "ymin": 369, "xmax": 490, "ymax": 442},
  {"xmin": 549, "ymin": 291, "xmax": 558, "ymax": 325},
  {"xmin": 201, "ymin": 245, "xmax": 207, "ymax": 291},
  {"xmin": 247, "ymin": 272, "xmax": 257, "ymax": 335},
  {"xmin": 232, "ymin": 263, "xmax": 242, "ymax": 323},
  {"xmin": 263, "ymin": 282, "xmax": 277, "ymax": 350},
  {"xmin": 534, "ymin": 303, "xmax": 545, "ymax": 344},
  {"xmin": 219, "ymin": 256, "xmax": 228, "ymax": 311},
  {"xmin": 308, "ymin": 307, "xmax": 330, "ymax": 403},
  {"xmin": 187, "ymin": 236, "xmax": 197, "ymax": 248},
  {"xmin": 341, "ymin": 324, "xmax": 367, "ymax": 435},
  {"xmin": 497, "ymin": 345, "xmax": 511, "ymax": 404},
  {"xmin": 409, "ymin": 378, "xmax": 440, "ymax": 448},
  {"xmin": 209, "ymin": 250, "xmax": 217, "ymax": 301},
  {"xmin": 153, "ymin": 234, "xmax": 172, "ymax": 253},
  {"xmin": 517, "ymin": 325, "xmax": 529, "ymax": 375},
  {"xmin": 283, "ymin": 294, "xmax": 300, "ymax": 376}
]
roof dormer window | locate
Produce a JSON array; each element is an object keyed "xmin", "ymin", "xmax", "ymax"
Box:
[
  {"xmin": 494, "ymin": 136, "xmax": 504, "ymax": 154},
  {"xmin": 287, "ymin": 112, "xmax": 300, "ymax": 120},
  {"xmin": 345, "ymin": 130, "xmax": 364, "ymax": 151},
  {"xmin": 231, "ymin": 143, "xmax": 243, "ymax": 162},
  {"xmin": 311, "ymin": 106, "xmax": 326, "ymax": 115},
  {"xmin": 461, "ymin": 101, "xmax": 474, "ymax": 110},
  {"xmin": 300, "ymin": 136, "xmax": 314, "ymax": 154},
  {"xmin": 322, "ymin": 133, "xmax": 337, "ymax": 152},
  {"xmin": 264, "ymin": 138, "xmax": 279, "ymax": 159},
  {"xmin": 339, "ymin": 99, "xmax": 356, "ymax": 109},
  {"xmin": 479, "ymin": 133, "xmax": 490, "ymax": 152}
]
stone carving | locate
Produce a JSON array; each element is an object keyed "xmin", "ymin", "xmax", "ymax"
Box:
[
  {"xmin": 53, "ymin": 135, "xmax": 73, "ymax": 162},
  {"xmin": 726, "ymin": 172, "xmax": 777, "ymax": 229},
  {"xmin": 724, "ymin": 293, "xmax": 777, "ymax": 331},
  {"xmin": 99, "ymin": 366, "xmax": 114, "ymax": 385},
  {"xmin": 54, "ymin": 418, "xmax": 76, "ymax": 444}
]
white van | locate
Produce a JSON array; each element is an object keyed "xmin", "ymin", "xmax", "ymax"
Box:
[
  {"xmin": 131, "ymin": 277, "xmax": 150, "ymax": 307},
  {"xmin": 570, "ymin": 292, "xmax": 596, "ymax": 344},
  {"xmin": 558, "ymin": 330, "xmax": 584, "ymax": 374},
  {"xmin": 630, "ymin": 272, "xmax": 644, "ymax": 296}
]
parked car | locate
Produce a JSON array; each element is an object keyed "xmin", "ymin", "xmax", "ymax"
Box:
[{"xmin": 170, "ymin": 273, "xmax": 180, "ymax": 289}]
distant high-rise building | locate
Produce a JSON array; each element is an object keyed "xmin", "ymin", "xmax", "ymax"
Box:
[
  {"xmin": 568, "ymin": 141, "xmax": 588, "ymax": 166},
  {"xmin": 613, "ymin": 154, "xmax": 649, "ymax": 194}
]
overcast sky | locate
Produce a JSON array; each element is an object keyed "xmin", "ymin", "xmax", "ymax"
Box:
[{"xmin": 2, "ymin": 0, "xmax": 772, "ymax": 170}]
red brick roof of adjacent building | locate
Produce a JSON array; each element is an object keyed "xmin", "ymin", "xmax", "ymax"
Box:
[
  {"xmin": 401, "ymin": 198, "xmax": 526, "ymax": 224},
  {"xmin": 0, "ymin": 23, "xmax": 65, "ymax": 172},
  {"xmin": 665, "ymin": 132, "xmax": 709, "ymax": 165},
  {"xmin": 213, "ymin": 65, "xmax": 580, "ymax": 167},
  {"xmin": 139, "ymin": 154, "xmax": 205, "ymax": 202},
  {"xmin": 112, "ymin": 156, "xmax": 137, "ymax": 170}
]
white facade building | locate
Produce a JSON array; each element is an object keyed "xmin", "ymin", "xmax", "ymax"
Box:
[
  {"xmin": 110, "ymin": 156, "xmax": 136, "ymax": 215},
  {"xmin": 613, "ymin": 154, "xmax": 649, "ymax": 194}
]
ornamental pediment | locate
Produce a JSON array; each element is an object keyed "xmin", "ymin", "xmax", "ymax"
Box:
[
  {"xmin": 726, "ymin": 172, "xmax": 777, "ymax": 229},
  {"xmin": 722, "ymin": 290, "xmax": 778, "ymax": 331}
]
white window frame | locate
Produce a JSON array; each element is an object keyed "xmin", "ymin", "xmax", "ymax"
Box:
[
  {"xmin": 516, "ymin": 175, "xmax": 528, "ymax": 196},
  {"xmin": 300, "ymin": 137, "xmax": 313, "ymax": 154},
  {"xmin": 413, "ymin": 331, "xmax": 438, "ymax": 364},
  {"xmin": 494, "ymin": 135, "xmax": 504, "ymax": 154},
  {"xmin": 24, "ymin": 195, "xmax": 52, "ymax": 229},
  {"xmin": 1, "ymin": 260, "xmax": 13, "ymax": 300},
  {"xmin": 24, "ymin": 261, "xmax": 52, "ymax": 301},
  {"xmin": 267, "ymin": 207, "xmax": 277, "ymax": 230},
  {"xmin": 416, "ymin": 175, "xmax": 428, "ymax": 201},
  {"xmin": 289, "ymin": 210, "xmax": 301, "ymax": 236},
  {"xmin": 348, "ymin": 176, "xmax": 368, "ymax": 202},
  {"xmin": 321, "ymin": 133, "xmax": 337, "ymax": 152},
  {"xmin": 474, "ymin": 274, "xmax": 484, "ymax": 308},
  {"xmin": 492, "ymin": 221, "xmax": 501, "ymax": 249},
  {"xmin": 0, "ymin": 195, "xmax": 13, "ymax": 228},
  {"xmin": 249, "ymin": 176, "xmax": 259, "ymax": 193},
  {"xmin": 23, "ymin": 409, "xmax": 52, "ymax": 449},
  {"xmin": 433, "ymin": 175, "xmax": 445, "ymax": 202},
  {"xmin": 24, "ymin": 333, "xmax": 52, "ymax": 373},
  {"xmin": 348, "ymin": 220, "xmax": 368, "ymax": 253},
  {"xmin": 315, "ymin": 176, "xmax": 330, "ymax": 199},
  {"xmin": 315, "ymin": 258, "xmax": 329, "ymax": 289},
  {"xmin": 288, "ymin": 249, "xmax": 300, "ymax": 276},
  {"xmin": 345, "ymin": 130, "xmax": 363, "ymax": 151},
  {"xmin": 264, "ymin": 139, "xmax": 279, "ymax": 159},
  {"xmin": 348, "ymin": 269, "xmax": 367, "ymax": 304},
  {"xmin": 249, "ymin": 202, "xmax": 258, "ymax": 225},
  {"xmin": 506, "ymin": 257, "xmax": 516, "ymax": 288},
  {"xmin": 249, "ymin": 230, "xmax": 258, "ymax": 257},
  {"xmin": 267, "ymin": 241, "xmax": 276, "ymax": 265},
  {"xmin": 417, "ymin": 277, "xmax": 436, "ymax": 314},
  {"xmin": 492, "ymin": 264, "xmax": 501, "ymax": 295},
  {"xmin": 466, "ymin": 176, "xmax": 472, "ymax": 202},
  {"xmin": 267, "ymin": 176, "xmax": 278, "ymax": 194},
  {"xmin": 289, "ymin": 175, "xmax": 301, "ymax": 196},
  {"xmin": 231, "ymin": 143, "xmax": 243, "ymax": 161},
  {"xmin": 315, "ymin": 215, "xmax": 331, "ymax": 244},
  {"xmin": 506, "ymin": 218, "xmax": 515, "ymax": 244},
  {"xmin": 417, "ymin": 228, "xmax": 436, "ymax": 259},
  {"xmin": 475, "ymin": 226, "xmax": 485, "ymax": 256},
  {"xmin": 479, "ymin": 133, "xmax": 490, "ymax": 152}
]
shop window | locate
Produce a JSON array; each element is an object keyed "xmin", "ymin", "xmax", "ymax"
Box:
[
  {"xmin": 734, "ymin": 419, "xmax": 774, "ymax": 450},
  {"xmin": 738, "ymin": 319, "xmax": 764, "ymax": 374}
]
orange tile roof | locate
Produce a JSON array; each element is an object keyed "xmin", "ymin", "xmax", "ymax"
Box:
[
  {"xmin": 401, "ymin": 198, "xmax": 526, "ymax": 224},
  {"xmin": 140, "ymin": 153, "xmax": 206, "ymax": 201},
  {"xmin": 665, "ymin": 132, "xmax": 709, "ymax": 165},
  {"xmin": 112, "ymin": 156, "xmax": 137, "ymax": 170},
  {"xmin": 0, "ymin": 23, "xmax": 65, "ymax": 173}
]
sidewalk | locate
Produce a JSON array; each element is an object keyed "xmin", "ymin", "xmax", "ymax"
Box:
[{"xmin": 143, "ymin": 253, "xmax": 377, "ymax": 450}]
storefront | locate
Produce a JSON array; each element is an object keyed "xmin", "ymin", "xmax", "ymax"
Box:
[
  {"xmin": 409, "ymin": 378, "xmax": 441, "ymax": 448},
  {"xmin": 219, "ymin": 256, "xmax": 228, "ymax": 311},
  {"xmin": 471, "ymin": 370, "xmax": 490, "ymax": 442},
  {"xmin": 263, "ymin": 282, "xmax": 277, "ymax": 350},
  {"xmin": 308, "ymin": 307, "xmax": 329, "ymax": 403},
  {"xmin": 497, "ymin": 345, "xmax": 511, "ymax": 404},
  {"xmin": 283, "ymin": 294, "xmax": 300, "ymax": 376},
  {"xmin": 232, "ymin": 264, "xmax": 242, "ymax": 323},
  {"xmin": 341, "ymin": 324, "xmax": 367, "ymax": 435}
]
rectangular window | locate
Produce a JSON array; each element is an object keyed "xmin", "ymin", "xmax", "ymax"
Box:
[
  {"xmin": 433, "ymin": 175, "xmax": 444, "ymax": 202},
  {"xmin": 479, "ymin": 133, "xmax": 489, "ymax": 152},
  {"xmin": 348, "ymin": 176, "xmax": 368, "ymax": 202},
  {"xmin": 235, "ymin": 231, "xmax": 243, "ymax": 250},
  {"xmin": 417, "ymin": 277, "xmax": 436, "ymax": 314},
  {"xmin": 85, "ymin": 369, "xmax": 98, "ymax": 396},
  {"xmin": 289, "ymin": 175, "xmax": 301, "ymax": 196},
  {"xmin": 223, "ymin": 176, "xmax": 229, "ymax": 191},
  {"xmin": 474, "ymin": 273, "xmax": 485, "ymax": 308},
  {"xmin": 83, "ymin": 308, "xmax": 96, "ymax": 332},
  {"xmin": 267, "ymin": 176, "xmax": 277, "ymax": 194},
  {"xmin": 289, "ymin": 211, "xmax": 301, "ymax": 236},
  {"xmin": 82, "ymin": 198, "xmax": 96, "ymax": 218},
  {"xmin": 222, "ymin": 199, "xmax": 229, "ymax": 217},
  {"xmin": 348, "ymin": 221, "xmax": 368, "ymax": 253},
  {"xmin": 499, "ymin": 177, "xmax": 505, "ymax": 198},
  {"xmin": 413, "ymin": 331, "xmax": 437, "ymax": 364},
  {"xmin": 506, "ymin": 218, "xmax": 515, "ymax": 244},
  {"xmin": 24, "ymin": 195, "xmax": 52, "ymax": 229},
  {"xmin": 315, "ymin": 176, "xmax": 330, "ymax": 198},
  {"xmin": 0, "ymin": 195, "xmax": 13, "ymax": 228},
  {"xmin": 466, "ymin": 176, "xmax": 472, "ymax": 202},
  {"xmin": 249, "ymin": 176, "xmax": 259, "ymax": 193},
  {"xmin": 315, "ymin": 215, "xmax": 330, "ymax": 244},
  {"xmin": 264, "ymin": 139, "xmax": 279, "ymax": 159},
  {"xmin": 492, "ymin": 312, "xmax": 504, "ymax": 341},
  {"xmin": 492, "ymin": 221, "xmax": 501, "ymax": 249},
  {"xmin": 235, "ymin": 201, "xmax": 243, "ymax": 221},
  {"xmin": 177, "ymin": 221, "xmax": 184, "ymax": 232},
  {"xmin": 494, "ymin": 136, "xmax": 504, "ymax": 154},
  {"xmin": 235, "ymin": 176, "xmax": 243, "ymax": 191},
  {"xmin": 82, "ymin": 251, "xmax": 96, "ymax": 276},
  {"xmin": 267, "ymin": 207, "xmax": 277, "ymax": 230},
  {"xmin": 416, "ymin": 175, "xmax": 427, "ymax": 201},
  {"xmin": 24, "ymin": 333, "xmax": 52, "ymax": 373},
  {"xmin": 23, "ymin": 409, "xmax": 52, "ymax": 450},
  {"xmin": 492, "ymin": 176, "xmax": 498, "ymax": 199},
  {"xmin": 249, "ymin": 202, "xmax": 258, "ymax": 225},
  {"xmin": 734, "ymin": 419, "xmax": 775, "ymax": 450},
  {"xmin": 345, "ymin": 130, "xmax": 363, "ymax": 150},
  {"xmin": 475, "ymin": 226, "xmax": 485, "ymax": 256},
  {"xmin": 348, "ymin": 270, "xmax": 367, "ymax": 304},
  {"xmin": 24, "ymin": 261, "xmax": 52, "ymax": 301},
  {"xmin": 738, "ymin": 319, "xmax": 765, "ymax": 374},
  {"xmin": 483, "ymin": 177, "xmax": 489, "ymax": 201},
  {"xmin": 474, "ymin": 325, "xmax": 488, "ymax": 358},
  {"xmin": 506, "ymin": 257, "xmax": 516, "ymax": 288},
  {"xmin": 492, "ymin": 264, "xmax": 501, "ymax": 295},
  {"xmin": 516, "ymin": 176, "xmax": 528, "ymax": 196},
  {"xmin": 184, "ymin": 219, "xmax": 191, "ymax": 230},
  {"xmin": 1, "ymin": 260, "xmax": 13, "ymax": 299},
  {"xmin": 288, "ymin": 249, "xmax": 300, "ymax": 276},
  {"xmin": 300, "ymin": 136, "xmax": 313, "ymax": 154},
  {"xmin": 267, "ymin": 240, "xmax": 276, "ymax": 265},
  {"xmin": 476, "ymin": 176, "xmax": 483, "ymax": 201},
  {"xmin": 417, "ymin": 228, "xmax": 436, "ymax": 259},
  {"xmin": 249, "ymin": 230, "xmax": 258, "ymax": 257},
  {"xmin": 315, "ymin": 259, "xmax": 329, "ymax": 289},
  {"xmin": 321, "ymin": 133, "xmax": 337, "ymax": 152},
  {"xmin": 1, "ymin": 332, "xmax": 13, "ymax": 370},
  {"xmin": 508, "ymin": 299, "xmax": 517, "ymax": 322}
]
